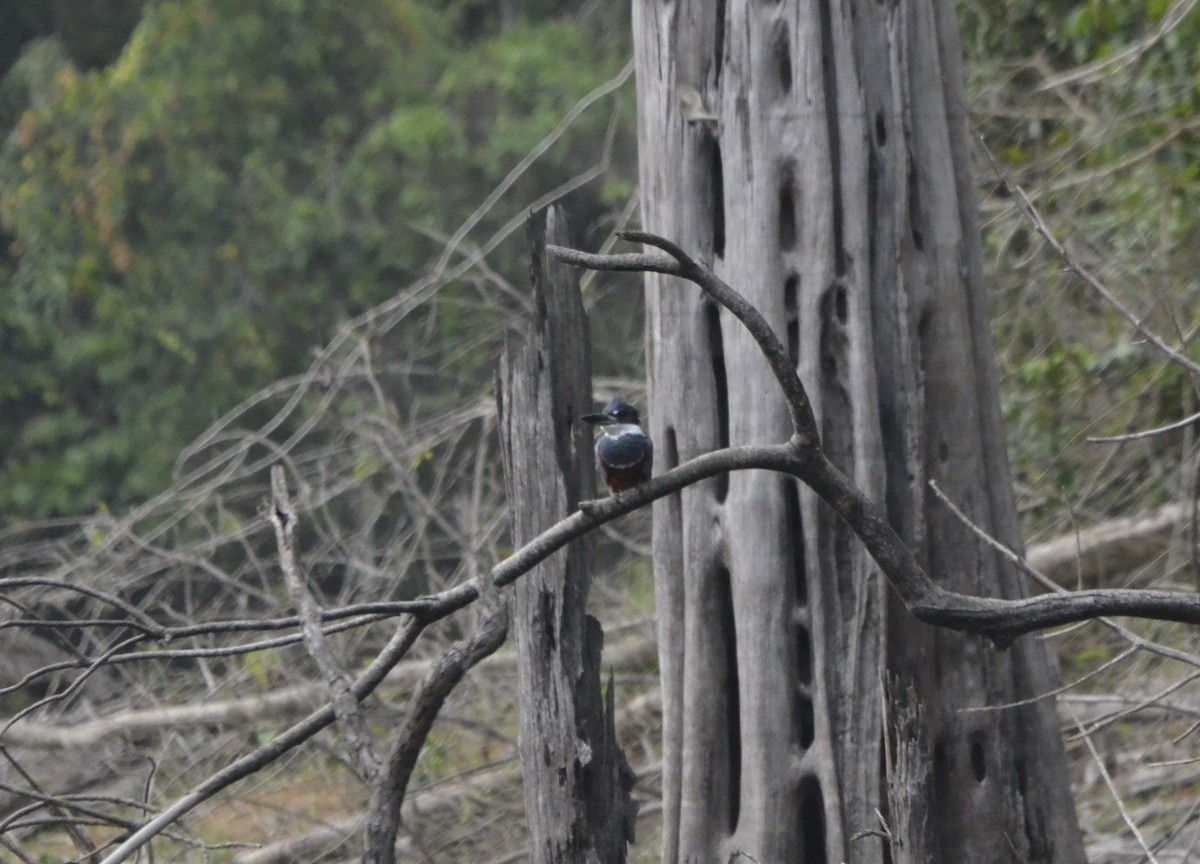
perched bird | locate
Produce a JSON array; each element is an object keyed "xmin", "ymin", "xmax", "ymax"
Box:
[{"xmin": 582, "ymin": 396, "xmax": 653, "ymax": 494}]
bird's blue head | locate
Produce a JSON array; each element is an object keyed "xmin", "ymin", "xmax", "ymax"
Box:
[{"xmin": 582, "ymin": 396, "xmax": 642, "ymax": 428}]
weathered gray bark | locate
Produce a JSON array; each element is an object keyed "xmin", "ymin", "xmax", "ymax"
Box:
[
  {"xmin": 498, "ymin": 208, "xmax": 637, "ymax": 864},
  {"xmin": 633, "ymin": 1, "xmax": 1086, "ymax": 862},
  {"xmin": 884, "ymin": 681, "xmax": 929, "ymax": 864}
]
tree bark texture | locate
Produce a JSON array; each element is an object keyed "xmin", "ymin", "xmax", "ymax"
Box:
[
  {"xmin": 633, "ymin": 2, "xmax": 1086, "ymax": 862},
  {"xmin": 498, "ymin": 208, "xmax": 637, "ymax": 864}
]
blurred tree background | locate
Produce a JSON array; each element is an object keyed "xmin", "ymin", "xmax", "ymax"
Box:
[
  {"xmin": 0, "ymin": 0, "xmax": 635, "ymax": 522},
  {"xmin": 962, "ymin": 0, "xmax": 1200, "ymax": 540}
]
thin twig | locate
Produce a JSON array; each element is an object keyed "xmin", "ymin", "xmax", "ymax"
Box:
[
  {"xmin": 1008, "ymin": 184, "xmax": 1200, "ymax": 380},
  {"xmin": 1036, "ymin": 0, "xmax": 1199, "ymax": 90},
  {"xmin": 1072, "ymin": 712, "xmax": 1162, "ymax": 864},
  {"xmin": 1087, "ymin": 407, "xmax": 1200, "ymax": 443},
  {"xmin": 432, "ymin": 58, "xmax": 634, "ymax": 278}
]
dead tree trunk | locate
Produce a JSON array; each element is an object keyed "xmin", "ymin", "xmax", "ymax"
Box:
[
  {"xmin": 498, "ymin": 208, "xmax": 637, "ymax": 864},
  {"xmin": 633, "ymin": 1, "xmax": 1085, "ymax": 861}
]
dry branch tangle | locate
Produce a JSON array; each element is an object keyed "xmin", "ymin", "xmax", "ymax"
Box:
[
  {"xmin": 2, "ymin": 625, "xmax": 657, "ymax": 749},
  {"xmin": 59, "ymin": 226, "xmax": 1198, "ymax": 864}
]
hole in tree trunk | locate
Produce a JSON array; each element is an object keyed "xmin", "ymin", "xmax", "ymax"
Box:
[
  {"xmin": 970, "ymin": 731, "xmax": 987, "ymax": 782},
  {"xmin": 663, "ymin": 424, "xmax": 679, "ymax": 471},
  {"xmin": 783, "ymin": 476, "xmax": 805, "ymax": 604},
  {"xmin": 816, "ymin": 0, "xmax": 845, "ymax": 277},
  {"xmin": 796, "ymin": 625, "xmax": 812, "ymax": 686},
  {"xmin": 715, "ymin": 564, "xmax": 741, "ymax": 831},
  {"xmin": 797, "ymin": 693, "xmax": 814, "ymax": 748},
  {"xmin": 799, "ymin": 776, "xmax": 827, "ymax": 863},
  {"xmin": 714, "ymin": 0, "xmax": 726, "ymax": 83},
  {"xmin": 778, "ymin": 165, "xmax": 797, "ymax": 251},
  {"xmin": 706, "ymin": 302, "xmax": 730, "ymax": 503},
  {"xmin": 774, "ymin": 24, "xmax": 792, "ymax": 95},
  {"xmin": 703, "ymin": 131, "xmax": 725, "ymax": 260},
  {"xmin": 784, "ymin": 273, "xmax": 800, "ymax": 367}
]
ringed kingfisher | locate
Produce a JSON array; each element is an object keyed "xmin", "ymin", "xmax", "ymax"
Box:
[{"xmin": 582, "ymin": 396, "xmax": 653, "ymax": 494}]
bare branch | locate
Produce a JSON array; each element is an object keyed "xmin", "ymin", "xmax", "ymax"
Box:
[
  {"xmin": 0, "ymin": 748, "xmax": 107, "ymax": 863},
  {"xmin": 547, "ymin": 245, "xmax": 679, "ymax": 275},
  {"xmin": 1087, "ymin": 407, "xmax": 1200, "ymax": 443},
  {"xmin": 269, "ymin": 466, "xmax": 382, "ymax": 783},
  {"xmin": 0, "ymin": 577, "xmax": 164, "ymax": 636},
  {"xmin": 0, "ymin": 635, "xmax": 143, "ymax": 740},
  {"xmin": 933, "ymin": 481, "xmax": 1200, "ymax": 671},
  {"xmin": 1035, "ymin": 0, "xmax": 1199, "ymax": 90},
  {"xmin": 5, "ymin": 623, "xmax": 655, "ymax": 749},
  {"xmin": 397, "ymin": 434, "xmax": 1200, "ymax": 647}
]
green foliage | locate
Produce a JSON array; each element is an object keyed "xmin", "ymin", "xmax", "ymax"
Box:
[
  {"xmin": 961, "ymin": 0, "xmax": 1200, "ymax": 532},
  {"xmin": 0, "ymin": 0, "xmax": 633, "ymax": 522}
]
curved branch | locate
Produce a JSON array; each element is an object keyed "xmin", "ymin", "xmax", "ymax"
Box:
[
  {"xmin": 404, "ymin": 439, "xmax": 1200, "ymax": 647},
  {"xmin": 794, "ymin": 447, "xmax": 1200, "ymax": 645},
  {"xmin": 547, "ymin": 233, "xmax": 1200, "ymax": 648},
  {"xmin": 549, "ymin": 232, "xmax": 820, "ymax": 445}
]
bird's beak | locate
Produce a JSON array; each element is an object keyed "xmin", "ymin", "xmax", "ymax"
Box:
[{"xmin": 581, "ymin": 413, "xmax": 613, "ymax": 425}]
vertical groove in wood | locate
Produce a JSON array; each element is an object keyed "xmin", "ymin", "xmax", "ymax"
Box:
[{"xmin": 500, "ymin": 207, "xmax": 636, "ymax": 864}]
